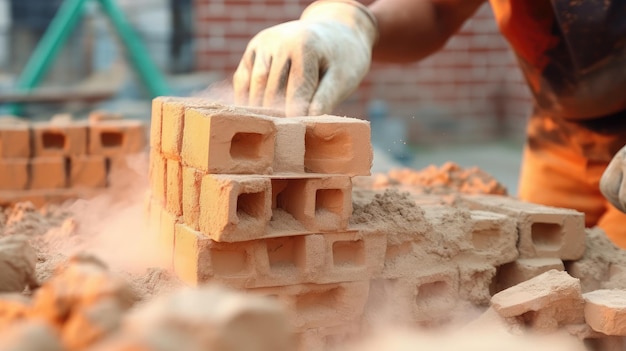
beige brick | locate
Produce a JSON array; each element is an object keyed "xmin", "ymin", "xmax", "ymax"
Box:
[
  {"xmin": 181, "ymin": 107, "xmax": 276, "ymax": 174},
  {"xmin": 464, "ymin": 210, "xmax": 518, "ymax": 266},
  {"xmin": 491, "ymin": 270, "xmax": 584, "ymax": 332},
  {"xmin": 584, "ymin": 289, "xmax": 626, "ymax": 336},
  {"xmin": 32, "ymin": 121, "xmax": 87, "ymax": 157},
  {"xmin": 182, "ymin": 167, "xmax": 202, "ymax": 230},
  {"xmin": 159, "ymin": 208, "xmax": 178, "ymax": 270},
  {"xmin": 88, "ymin": 120, "xmax": 146, "ymax": 157},
  {"xmin": 149, "ymin": 151, "xmax": 167, "ymax": 205},
  {"xmin": 276, "ymin": 176, "xmax": 352, "ymax": 232},
  {"xmin": 292, "ymin": 115, "xmax": 372, "ymax": 176},
  {"xmin": 272, "ymin": 118, "xmax": 305, "ymax": 173},
  {"xmin": 461, "ymin": 195, "xmax": 586, "ymax": 260},
  {"xmin": 0, "ymin": 118, "xmax": 30, "ymax": 158},
  {"xmin": 199, "ymin": 174, "xmax": 271, "ymax": 242},
  {"xmin": 0, "ymin": 159, "xmax": 29, "ymax": 190},
  {"xmin": 314, "ymin": 231, "xmax": 386, "ymax": 284},
  {"xmin": 30, "ymin": 157, "xmax": 67, "ymax": 189},
  {"xmin": 496, "ymin": 258, "xmax": 564, "ymax": 292},
  {"xmin": 249, "ymin": 281, "xmax": 369, "ymax": 330},
  {"xmin": 173, "ymin": 223, "xmax": 258, "ymax": 288},
  {"xmin": 458, "ymin": 262, "xmax": 497, "ymax": 306},
  {"xmin": 69, "ymin": 156, "xmax": 107, "ymax": 188},
  {"xmin": 166, "ymin": 159, "xmax": 182, "ymax": 216},
  {"xmin": 254, "ymin": 235, "xmax": 326, "ymax": 288}
]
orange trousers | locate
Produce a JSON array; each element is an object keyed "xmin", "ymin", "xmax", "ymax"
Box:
[{"xmin": 518, "ymin": 143, "xmax": 626, "ymax": 249}]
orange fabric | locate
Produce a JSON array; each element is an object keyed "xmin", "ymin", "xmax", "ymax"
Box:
[{"xmin": 518, "ymin": 143, "xmax": 626, "ymax": 249}]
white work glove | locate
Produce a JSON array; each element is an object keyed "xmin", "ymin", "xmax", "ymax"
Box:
[
  {"xmin": 600, "ymin": 145, "xmax": 626, "ymax": 212},
  {"xmin": 233, "ymin": 0, "xmax": 378, "ymax": 116}
]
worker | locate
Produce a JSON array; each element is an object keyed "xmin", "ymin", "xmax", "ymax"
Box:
[{"xmin": 233, "ymin": 0, "xmax": 626, "ymax": 248}]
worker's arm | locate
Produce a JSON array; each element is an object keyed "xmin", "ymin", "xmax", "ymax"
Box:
[
  {"xmin": 369, "ymin": 0, "xmax": 487, "ymax": 62},
  {"xmin": 233, "ymin": 0, "xmax": 484, "ymax": 116}
]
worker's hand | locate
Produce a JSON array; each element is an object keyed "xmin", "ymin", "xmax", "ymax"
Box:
[
  {"xmin": 600, "ymin": 145, "xmax": 626, "ymax": 212},
  {"xmin": 233, "ymin": 0, "xmax": 378, "ymax": 116}
]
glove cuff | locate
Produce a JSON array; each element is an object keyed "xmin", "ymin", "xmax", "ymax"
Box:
[{"xmin": 301, "ymin": 0, "xmax": 379, "ymax": 45}]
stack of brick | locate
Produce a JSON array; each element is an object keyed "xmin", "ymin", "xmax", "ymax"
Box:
[
  {"xmin": 147, "ymin": 97, "xmax": 377, "ymax": 349},
  {"xmin": 0, "ymin": 113, "xmax": 146, "ymax": 207}
]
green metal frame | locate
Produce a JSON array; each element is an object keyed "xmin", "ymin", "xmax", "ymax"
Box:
[{"xmin": 7, "ymin": 0, "xmax": 170, "ymax": 115}]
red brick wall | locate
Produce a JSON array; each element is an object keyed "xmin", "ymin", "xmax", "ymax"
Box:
[{"xmin": 193, "ymin": 0, "xmax": 533, "ymax": 143}]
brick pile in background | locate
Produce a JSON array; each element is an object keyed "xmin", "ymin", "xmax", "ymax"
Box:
[
  {"xmin": 0, "ymin": 113, "xmax": 146, "ymax": 206},
  {"xmin": 146, "ymin": 97, "xmax": 616, "ymax": 350},
  {"xmin": 193, "ymin": 0, "xmax": 533, "ymax": 143}
]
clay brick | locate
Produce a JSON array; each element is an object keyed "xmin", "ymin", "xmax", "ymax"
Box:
[
  {"xmin": 248, "ymin": 281, "xmax": 369, "ymax": 330},
  {"xmin": 491, "ymin": 270, "xmax": 584, "ymax": 332},
  {"xmin": 292, "ymin": 115, "xmax": 372, "ymax": 176},
  {"xmin": 0, "ymin": 159, "xmax": 29, "ymax": 190},
  {"xmin": 149, "ymin": 151, "xmax": 167, "ymax": 205},
  {"xmin": 254, "ymin": 235, "xmax": 326, "ymax": 288},
  {"xmin": 496, "ymin": 258, "xmax": 564, "ymax": 292},
  {"xmin": 150, "ymin": 97, "xmax": 165, "ymax": 152},
  {"xmin": 461, "ymin": 195, "xmax": 586, "ymax": 260},
  {"xmin": 69, "ymin": 156, "xmax": 107, "ymax": 188},
  {"xmin": 198, "ymin": 174, "xmax": 271, "ymax": 242},
  {"xmin": 274, "ymin": 176, "xmax": 352, "ymax": 232},
  {"xmin": 173, "ymin": 223, "xmax": 258, "ymax": 288},
  {"xmin": 314, "ymin": 231, "xmax": 386, "ymax": 284},
  {"xmin": 166, "ymin": 159, "xmax": 182, "ymax": 216},
  {"xmin": 88, "ymin": 120, "xmax": 146, "ymax": 157},
  {"xmin": 30, "ymin": 157, "xmax": 67, "ymax": 189},
  {"xmin": 272, "ymin": 118, "xmax": 305, "ymax": 173},
  {"xmin": 458, "ymin": 262, "xmax": 497, "ymax": 306},
  {"xmin": 159, "ymin": 208, "xmax": 178, "ymax": 270},
  {"xmin": 584, "ymin": 289, "xmax": 626, "ymax": 336},
  {"xmin": 0, "ymin": 118, "xmax": 30, "ymax": 158},
  {"xmin": 32, "ymin": 121, "xmax": 87, "ymax": 157},
  {"xmin": 181, "ymin": 107, "xmax": 277, "ymax": 174},
  {"xmin": 464, "ymin": 210, "xmax": 518, "ymax": 266},
  {"xmin": 181, "ymin": 167, "xmax": 202, "ymax": 230}
]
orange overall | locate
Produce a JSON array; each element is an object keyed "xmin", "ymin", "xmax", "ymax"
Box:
[{"xmin": 490, "ymin": 0, "xmax": 626, "ymax": 248}]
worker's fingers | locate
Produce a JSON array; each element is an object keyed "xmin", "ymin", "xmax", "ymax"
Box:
[
  {"xmin": 248, "ymin": 52, "xmax": 272, "ymax": 107},
  {"xmin": 601, "ymin": 148, "xmax": 626, "ymax": 212},
  {"xmin": 263, "ymin": 52, "xmax": 291, "ymax": 110},
  {"xmin": 308, "ymin": 66, "xmax": 351, "ymax": 116},
  {"xmin": 284, "ymin": 54, "xmax": 320, "ymax": 116},
  {"xmin": 233, "ymin": 48, "xmax": 255, "ymax": 105}
]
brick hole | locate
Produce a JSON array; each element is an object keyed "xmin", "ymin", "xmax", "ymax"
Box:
[
  {"xmin": 531, "ymin": 222, "xmax": 563, "ymax": 250},
  {"xmin": 315, "ymin": 188, "xmax": 344, "ymax": 215},
  {"xmin": 332, "ymin": 240, "xmax": 365, "ymax": 267},
  {"xmin": 230, "ymin": 132, "xmax": 263, "ymax": 160},
  {"xmin": 296, "ymin": 286, "xmax": 342, "ymax": 312},
  {"xmin": 64, "ymin": 157, "xmax": 71, "ymax": 187},
  {"xmin": 210, "ymin": 249, "xmax": 248, "ymax": 275},
  {"xmin": 42, "ymin": 131, "xmax": 66, "ymax": 149},
  {"xmin": 472, "ymin": 228, "xmax": 497, "ymax": 250},
  {"xmin": 270, "ymin": 179, "xmax": 289, "ymax": 210},
  {"xmin": 415, "ymin": 280, "xmax": 451, "ymax": 310},
  {"xmin": 100, "ymin": 131, "xmax": 124, "ymax": 148},
  {"xmin": 305, "ymin": 129, "xmax": 351, "ymax": 161},
  {"xmin": 266, "ymin": 236, "xmax": 305, "ymax": 270},
  {"xmin": 519, "ymin": 310, "xmax": 537, "ymax": 328},
  {"xmin": 237, "ymin": 191, "xmax": 265, "ymax": 220}
]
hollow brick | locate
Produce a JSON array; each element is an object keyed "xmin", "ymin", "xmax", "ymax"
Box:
[
  {"xmin": 292, "ymin": 115, "xmax": 372, "ymax": 176},
  {"xmin": 32, "ymin": 121, "xmax": 87, "ymax": 157},
  {"xmin": 272, "ymin": 118, "xmax": 305, "ymax": 173},
  {"xmin": 0, "ymin": 117, "xmax": 30, "ymax": 159},
  {"xmin": 30, "ymin": 157, "xmax": 67, "ymax": 190},
  {"xmin": 88, "ymin": 120, "xmax": 146, "ymax": 157},
  {"xmin": 198, "ymin": 174, "xmax": 272, "ymax": 242},
  {"xmin": 0, "ymin": 159, "xmax": 29, "ymax": 190},
  {"xmin": 460, "ymin": 194, "xmax": 585, "ymax": 260},
  {"xmin": 496, "ymin": 258, "xmax": 565, "ymax": 292},
  {"xmin": 181, "ymin": 107, "xmax": 276, "ymax": 174},
  {"xmin": 69, "ymin": 156, "xmax": 107, "ymax": 188}
]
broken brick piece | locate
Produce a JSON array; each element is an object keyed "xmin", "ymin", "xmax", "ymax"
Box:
[
  {"xmin": 461, "ymin": 195, "xmax": 586, "ymax": 260},
  {"xmin": 198, "ymin": 174, "xmax": 271, "ymax": 242},
  {"xmin": 584, "ymin": 289, "xmax": 626, "ymax": 336},
  {"xmin": 274, "ymin": 176, "xmax": 352, "ymax": 232},
  {"xmin": 292, "ymin": 115, "xmax": 372, "ymax": 176},
  {"xmin": 181, "ymin": 107, "xmax": 277, "ymax": 174},
  {"xmin": 0, "ymin": 159, "xmax": 29, "ymax": 190},
  {"xmin": 166, "ymin": 159, "xmax": 182, "ymax": 216},
  {"xmin": 88, "ymin": 120, "xmax": 146, "ymax": 157},
  {"xmin": 32, "ymin": 121, "xmax": 87, "ymax": 157},
  {"xmin": 0, "ymin": 118, "xmax": 30, "ymax": 159},
  {"xmin": 496, "ymin": 258, "xmax": 564, "ymax": 292},
  {"xmin": 30, "ymin": 157, "xmax": 67, "ymax": 189},
  {"xmin": 69, "ymin": 156, "xmax": 107, "ymax": 188}
]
